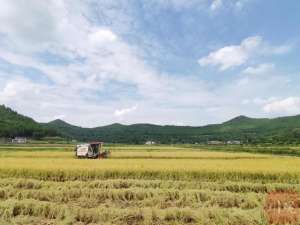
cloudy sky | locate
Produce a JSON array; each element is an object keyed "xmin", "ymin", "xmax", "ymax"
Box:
[{"xmin": 0, "ymin": 0, "xmax": 299, "ymax": 127}]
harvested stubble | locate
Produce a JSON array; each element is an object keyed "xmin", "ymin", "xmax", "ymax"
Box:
[{"xmin": 0, "ymin": 147, "xmax": 299, "ymax": 224}]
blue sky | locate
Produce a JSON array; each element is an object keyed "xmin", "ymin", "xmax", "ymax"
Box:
[{"xmin": 0, "ymin": 0, "xmax": 299, "ymax": 127}]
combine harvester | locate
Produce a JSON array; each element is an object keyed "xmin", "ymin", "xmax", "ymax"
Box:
[{"xmin": 75, "ymin": 142, "xmax": 110, "ymax": 159}]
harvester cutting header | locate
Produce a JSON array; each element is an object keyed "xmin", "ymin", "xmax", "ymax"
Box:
[{"xmin": 75, "ymin": 142, "xmax": 110, "ymax": 159}]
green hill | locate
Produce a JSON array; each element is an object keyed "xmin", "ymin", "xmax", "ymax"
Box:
[
  {"xmin": 0, "ymin": 105, "xmax": 59, "ymax": 139},
  {"xmin": 1, "ymin": 105, "xmax": 300, "ymax": 144},
  {"xmin": 45, "ymin": 119, "xmax": 99, "ymax": 141},
  {"xmin": 43, "ymin": 115, "xmax": 300, "ymax": 144}
]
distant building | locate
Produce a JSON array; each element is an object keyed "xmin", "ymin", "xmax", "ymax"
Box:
[
  {"xmin": 207, "ymin": 140, "xmax": 224, "ymax": 145},
  {"xmin": 12, "ymin": 137, "xmax": 27, "ymax": 144},
  {"xmin": 227, "ymin": 140, "xmax": 241, "ymax": 145},
  {"xmin": 0, "ymin": 138, "xmax": 8, "ymax": 144},
  {"xmin": 145, "ymin": 141, "xmax": 156, "ymax": 145}
]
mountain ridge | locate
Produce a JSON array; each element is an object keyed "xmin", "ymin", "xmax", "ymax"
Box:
[
  {"xmin": 1, "ymin": 105, "xmax": 300, "ymax": 144},
  {"xmin": 0, "ymin": 105, "xmax": 60, "ymax": 138}
]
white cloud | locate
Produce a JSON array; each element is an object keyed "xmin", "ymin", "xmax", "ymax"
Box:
[
  {"xmin": 114, "ymin": 105, "xmax": 138, "ymax": 117},
  {"xmin": 0, "ymin": 76, "xmax": 43, "ymax": 102},
  {"xmin": 199, "ymin": 36, "xmax": 291, "ymax": 71},
  {"xmin": 210, "ymin": 0, "xmax": 222, "ymax": 11},
  {"xmin": 263, "ymin": 97, "xmax": 300, "ymax": 114},
  {"xmin": 242, "ymin": 97, "xmax": 277, "ymax": 106},
  {"xmin": 242, "ymin": 63, "xmax": 275, "ymax": 75},
  {"xmin": 235, "ymin": 0, "xmax": 250, "ymax": 10},
  {"xmin": 145, "ymin": 0, "xmax": 252, "ymax": 11},
  {"xmin": 0, "ymin": 0, "xmax": 162, "ymax": 93},
  {"xmin": 53, "ymin": 114, "xmax": 66, "ymax": 120},
  {"xmin": 0, "ymin": 0, "xmax": 297, "ymax": 127},
  {"xmin": 0, "ymin": 0, "xmax": 64, "ymax": 53},
  {"xmin": 262, "ymin": 44, "xmax": 292, "ymax": 55},
  {"xmin": 199, "ymin": 36, "xmax": 261, "ymax": 70},
  {"xmin": 88, "ymin": 29, "xmax": 118, "ymax": 46},
  {"xmin": 145, "ymin": 0, "xmax": 204, "ymax": 10}
]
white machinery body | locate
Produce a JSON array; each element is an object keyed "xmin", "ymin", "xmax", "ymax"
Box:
[{"xmin": 76, "ymin": 144, "xmax": 90, "ymax": 157}]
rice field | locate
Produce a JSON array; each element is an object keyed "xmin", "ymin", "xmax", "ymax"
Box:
[{"xmin": 1, "ymin": 145, "xmax": 300, "ymax": 224}]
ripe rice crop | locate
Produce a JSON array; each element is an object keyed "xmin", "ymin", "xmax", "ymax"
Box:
[{"xmin": 0, "ymin": 145, "xmax": 299, "ymax": 224}]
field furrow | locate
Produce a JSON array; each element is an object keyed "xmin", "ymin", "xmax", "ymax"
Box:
[{"xmin": 1, "ymin": 147, "xmax": 299, "ymax": 224}]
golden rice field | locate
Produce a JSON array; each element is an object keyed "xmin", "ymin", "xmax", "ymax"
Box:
[{"xmin": 1, "ymin": 145, "xmax": 300, "ymax": 225}]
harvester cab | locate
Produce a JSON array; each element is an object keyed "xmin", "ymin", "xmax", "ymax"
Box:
[{"xmin": 75, "ymin": 142, "xmax": 110, "ymax": 159}]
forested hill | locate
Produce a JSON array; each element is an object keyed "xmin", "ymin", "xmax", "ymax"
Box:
[
  {"xmin": 1, "ymin": 105, "xmax": 300, "ymax": 144},
  {"xmin": 45, "ymin": 115, "xmax": 300, "ymax": 144},
  {"xmin": 0, "ymin": 105, "xmax": 59, "ymax": 138}
]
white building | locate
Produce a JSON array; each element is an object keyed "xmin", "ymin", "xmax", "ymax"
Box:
[
  {"xmin": 227, "ymin": 140, "xmax": 241, "ymax": 145},
  {"xmin": 12, "ymin": 137, "xmax": 27, "ymax": 144},
  {"xmin": 145, "ymin": 141, "xmax": 156, "ymax": 145}
]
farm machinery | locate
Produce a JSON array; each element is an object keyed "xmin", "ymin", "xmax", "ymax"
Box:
[{"xmin": 75, "ymin": 142, "xmax": 110, "ymax": 159}]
